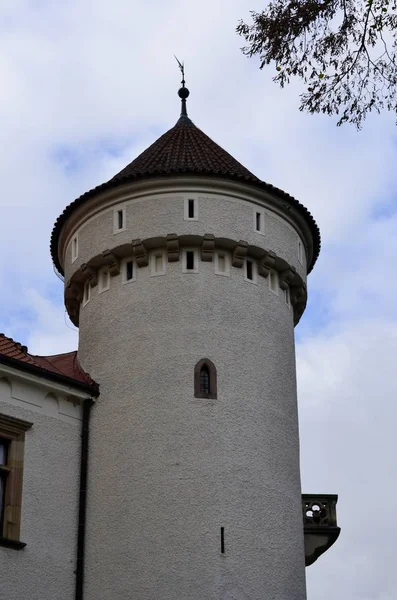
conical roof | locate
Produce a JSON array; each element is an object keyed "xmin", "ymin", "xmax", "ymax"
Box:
[
  {"xmin": 109, "ymin": 115, "xmax": 259, "ymax": 183},
  {"xmin": 51, "ymin": 112, "xmax": 320, "ymax": 274}
]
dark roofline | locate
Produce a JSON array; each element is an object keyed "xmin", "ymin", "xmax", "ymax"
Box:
[
  {"xmin": 0, "ymin": 353, "xmax": 100, "ymax": 397},
  {"xmin": 50, "ymin": 170, "xmax": 320, "ymax": 275}
]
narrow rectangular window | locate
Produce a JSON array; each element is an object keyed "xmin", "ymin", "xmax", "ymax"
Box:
[
  {"xmin": 98, "ymin": 268, "xmax": 110, "ymax": 293},
  {"xmin": 298, "ymin": 240, "xmax": 304, "ymax": 263},
  {"xmin": 188, "ymin": 199, "xmax": 195, "ymax": 219},
  {"xmin": 284, "ymin": 286, "xmax": 290, "ymax": 306},
  {"xmin": 221, "ymin": 527, "xmax": 225, "ymax": 554},
  {"xmin": 117, "ymin": 210, "xmax": 124, "ymax": 230},
  {"xmin": 256, "ymin": 212, "xmax": 262, "ymax": 231},
  {"xmin": 83, "ymin": 281, "xmax": 91, "ymax": 305},
  {"xmin": 184, "ymin": 198, "xmax": 198, "ymax": 221},
  {"xmin": 246, "ymin": 260, "xmax": 253, "ymax": 280},
  {"xmin": 155, "ymin": 254, "xmax": 163, "ymax": 272},
  {"xmin": 186, "ymin": 251, "xmax": 195, "ymax": 270},
  {"xmin": 218, "ymin": 254, "xmax": 226, "ymax": 273},
  {"xmin": 269, "ymin": 270, "xmax": 278, "ymax": 293},
  {"xmin": 71, "ymin": 235, "xmax": 78, "ymax": 262},
  {"xmin": 126, "ymin": 260, "xmax": 134, "ymax": 281}
]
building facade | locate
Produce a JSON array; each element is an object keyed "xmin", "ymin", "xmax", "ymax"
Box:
[{"xmin": 0, "ymin": 84, "xmax": 339, "ymax": 599}]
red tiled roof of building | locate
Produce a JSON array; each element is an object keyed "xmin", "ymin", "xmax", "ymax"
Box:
[
  {"xmin": 50, "ymin": 114, "xmax": 321, "ymax": 275},
  {"xmin": 0, "ymin": 333, "xmax": 96, "ymax": 390}
]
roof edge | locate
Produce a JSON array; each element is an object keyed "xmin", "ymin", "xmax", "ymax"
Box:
[{"xmin": 0, "ymin": 353, "xmax": 100, "ymax": 397}]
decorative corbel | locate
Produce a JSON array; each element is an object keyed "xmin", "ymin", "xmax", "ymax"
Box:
[
  {"xmin": 258, "ymin": 251, "xmax": 277, "ymax": 278},
  {"xmin": 232, "ymin": 240, "xmax": 248, "ymax": 268},
  {"xmin": 201, "ymin": 234, "xmax": 215, "ymax": 262},
  {"xmin": 81, "ymin": 263, "xmax": 98, "ymax": 287},
  {"xmin": 290, "ymin": 283, "xmax": 306, "ymax": 307},
  {"xmin": 102, "ymin": 250, "xmax": 120, "ymax": 276},
  {"xmin": 65, "ymin": 282, "xmax": 83, "ymax": 303},
  {"xmin": 166, "ymin": 234, "xmax": 179, "ymax": 262},
  {"xmin": 132, "ymin": 239, "xmax": 149, "ymax": 267},
  {"xmin": 279, "ymin": 266, "xmax": 297, "ymax": 290}
]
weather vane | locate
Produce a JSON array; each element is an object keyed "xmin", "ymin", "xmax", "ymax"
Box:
[
  {"xmin": 174, "ymin": 56, "xmax": 185, "ymax": 87},
  {"xmin": 174, "ymin": 56, "xmax": 189, "ymax": 118}
]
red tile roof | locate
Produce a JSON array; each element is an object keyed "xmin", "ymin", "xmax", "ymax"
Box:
[
  {"xmin": 0, "ymin": 333, "xmax": 97, "ymax": 391},
  {"xmin": 50, "ymin": 114, "xmax": 320, "ymax": 275}
]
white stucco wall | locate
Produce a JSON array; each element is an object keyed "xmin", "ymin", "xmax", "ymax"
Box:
[
  {"xmin": 68, "ymin": 179, "xmax": 309, "ymax": 600},
  {"xmin": 0, "ymin": 371, "xmax": 82, "ymax": 600},
  {"xmin": 62, "ymin": 182, "xmax": 308, "ymax": 284}
]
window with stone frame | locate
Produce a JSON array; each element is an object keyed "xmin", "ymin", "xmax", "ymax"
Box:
[
  {"xmin": 194, "ymin": 359, "xmax": 217, "ymax": 399},
  {"xmin": 0, "ymin": 413, "xmax": 33, "ymax": 549}
]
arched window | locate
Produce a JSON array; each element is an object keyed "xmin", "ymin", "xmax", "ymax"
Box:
[{"xmin": 194, "ymin": 359, "xmax": 217, "ymax": 399}]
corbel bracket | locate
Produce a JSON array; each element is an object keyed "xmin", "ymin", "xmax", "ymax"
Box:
[
  {"xmin": 166, "ymin": 234, "xmax": 179, "ymax": 262},
  {"xmin": 102, "ymin": 250, "xmax": 120, "ymax": 276},
  {"xmin": 132, "ymin": 239, "xmax": 149, "ymax": 267},
  {"xmin": 201, "ymin": 234, "xmax": 215, "ymax": 262},
  {"xmin": 258, "ymin": 251, "xmax": 277, "ymax": 278},
  {"xmin": 232, "ymin": 240, "xmax": 248, "ymax": 268}
]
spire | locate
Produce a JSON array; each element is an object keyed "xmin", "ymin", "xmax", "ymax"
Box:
[{"xmin": 175, "ymin": 56, "xmax": 190, "ymax": 119}]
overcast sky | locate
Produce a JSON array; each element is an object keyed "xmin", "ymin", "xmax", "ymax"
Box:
[{"xmin": 1, "ymin": 1, "xmax": 396, "ymax": 598}]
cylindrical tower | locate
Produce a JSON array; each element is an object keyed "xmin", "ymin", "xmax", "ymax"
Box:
[{"xmin": 51, "ymin": 87, "xmax": 320, "ymax": 600}]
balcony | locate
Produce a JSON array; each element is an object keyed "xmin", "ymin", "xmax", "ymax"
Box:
[{"xmin": 303, "ymin": 494, "xmax": 341, "ymax": 566}]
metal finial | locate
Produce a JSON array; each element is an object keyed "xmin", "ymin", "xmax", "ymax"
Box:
[{"xmin": 174, "ymin": 56, "xmax": 190, "ymax": 117}]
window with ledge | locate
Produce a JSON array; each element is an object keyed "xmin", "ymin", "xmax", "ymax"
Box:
[
  {"xmin": 122, "ymin": 258, "xmax": 135, "ymax": 284},
  {"xmin": 253, "ymin": 208, "xmax": 265, "ymax": 234},
  {"xmin": 0, "ymin": 413, "xmax": 33, "ymax": 549},
  {"xmin": 184, "ymin": 197, "xmax": 198, "ymax": 221},
  {"xmin": 298, "ymin": 239, "xmax": 304, "ymax": 264},
  {"xmin": 215, "ymin": 251, "xmax": 230, "ymax": 276},
  {"xmin": 71, "ymin": 235, "xmax": 78, "ymax": 263},
  {"xmin": 151, "ymin": 251, "xmax": 166, "ymax": 276},
  {"xmin": 114, "ymin": 207, "xmax": 126, "ymax": 233},
  {"xmin": 194, "ymin": 359, "xmax": 217, "ymax": 399},
  {"xmin": 182, "ymin": 249, "xmax": 199, "ymax": 273},
  {"xmin": 98, "ymin": 268, "xmax": 110, "ymax": 293},
  {"xmin": 269, "ymin": 270, "xmax": 279, "ymax": 295},
  {"xmin": 283, "ymin": 285, "xmax": 290, "ymax": 307},
  {"xmin": 244, "ymin": 258, "xmax": 257, "ymax": 284},
  {"xmin": 82, "ymin": 281, "xmax": 91, "ymax": 306}
]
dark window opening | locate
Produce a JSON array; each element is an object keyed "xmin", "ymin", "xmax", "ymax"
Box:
[
  {"xmin": 221, "ymin": 527, "xmax": 225, "ymax": 553},
  {"xmin": 256, "ymin": 212, "xmax": 261, "ymax": 231},
  {"xmin": 186, "ymin": 251, "xmax": 195, "ymax": 270},
  {"xmin": 194, "ymin": 359, "xmax": 217, "ymax": 399},
  {"xmin": 246, "ymin": 260, "xmax": 253, "ymax": 280},
  {"xmin": 126, "ymin": 261, "xmax": 134, "ymax": 281},
  {"xmin": 200, "ymin": 366, "xmax": 210, "ymax": 395},
  {"xmin": 188, "ymin": 199, "xmax": 195, "ymax": 218},
  {"xmin": 117, "ymin": 210, "xmax": 124, "ymax": 230}
]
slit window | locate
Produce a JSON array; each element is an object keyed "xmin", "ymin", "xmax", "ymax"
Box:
[
  {"xmin": 254, "ymin": 208, "xmax": 265, "ymax": 234},
  {"xmin": 186, "ymin": 251, "xmax": 195, "ymax": 270},
  {"xmin": 71, "ymin": 235, "xmax": 78, "ymax": 262},
  {"xmin": 117, "ymin": 210, "xmax": 124, "ymax": 230},
  {"xmin": 256, "ymin": 212, "xmax": 262, "ymax": 231},
  {"xmin": 246, "ymin": 260, "xmax": 253, "ymax": 280},
  {"xmin": 269, "ymin": 270, "xmax": 278, "ymax": 294},
  {"xmin": 284, "ymin": 286, "xmax": 290, "ymax": 306},
  {"xmin": 298, "ymin": 240, "xmax": 304, "ymax": 264},
  {"xmin": 184, "ymin": 198, "xmax": 198, "ymax": 221},
  {"xmin": 98, "ymin": 268, "xmax": 110, "ymax": 293},
  {"xmin": 200, "ymin": 365, "xmax": 210, "ymax": 395},
  {"xmin": 126, "ymin": 261, "xmax": 134, "ymax": 281},
  {"xmin": 114, "ymin": 207, "xmax": 126, "ymax": 232},
  {"xmin": 83, "ymin": 281, "xmax": 91, "ymax": 305}
]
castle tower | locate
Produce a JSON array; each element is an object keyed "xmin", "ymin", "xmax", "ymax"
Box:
[{"xmin": 51, "ymin": 82, "xmax": 320, "ymax": 599}]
